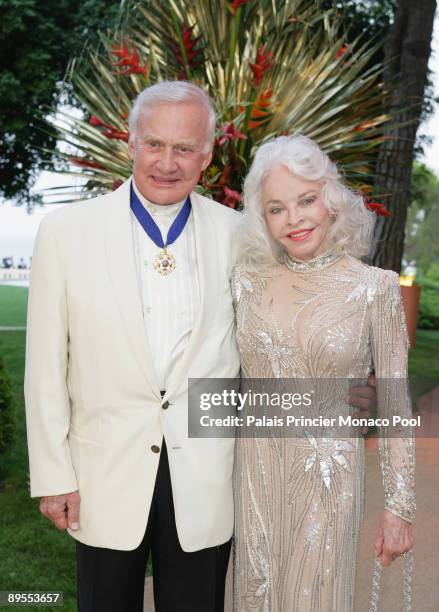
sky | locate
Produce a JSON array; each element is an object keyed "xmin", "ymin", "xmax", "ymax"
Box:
[{"xmin": 1, "ymin": 16, "xmax": 439, "ymax": 262}]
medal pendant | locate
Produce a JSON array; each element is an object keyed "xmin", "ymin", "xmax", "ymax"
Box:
[{"xmin": 153, "ymin": 249, "xmax": 176, "ymax": 275}]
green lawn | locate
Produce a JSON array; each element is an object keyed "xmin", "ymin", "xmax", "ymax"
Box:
[
  {"xmin": 0, "ymin": 285, "xmax": 28, "ymax": 327},
  {"xmin": 0, "ymin": 288, "xmax": 76, "ymax": 611},
  {"xmin": 408, "ymin": 329, "xmax": 439, "ymax": 402},
  {"xmin": 0, "ymin": 333, "xmax": 77, "ymax": 611},
  {"xmin": 0, "ymin": 286, "xmax": 437, "ymax": 609}
]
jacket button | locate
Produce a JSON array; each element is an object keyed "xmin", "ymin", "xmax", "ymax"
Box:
[
  {"xmin": 162, "ymin": 401, "xmax": 170, "ymax": 410},
  {"xmin": 151, "ymin": 445, "xmax": 160, "ymax": 454}
]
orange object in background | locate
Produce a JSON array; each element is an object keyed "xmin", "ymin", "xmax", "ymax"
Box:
[{"xmin": 400, "ymin": 275, "xmax": 421, "ymax": 348}]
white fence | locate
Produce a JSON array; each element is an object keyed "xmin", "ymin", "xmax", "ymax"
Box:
[{"xmin": 0, "ymin": 268, "xmax": 30, "ymax": 282}]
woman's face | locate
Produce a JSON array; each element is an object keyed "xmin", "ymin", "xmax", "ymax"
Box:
[{"xmin": 262, "ymin": 164, "xmax": 332, "ymax": 261}]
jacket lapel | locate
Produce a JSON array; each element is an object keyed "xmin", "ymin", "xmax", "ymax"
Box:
[
  {"xmin": 164, "ymin": 191, "xmax": 220, "ymax": 400},
  {"xmin": 104, "ymin": 179, "xmax": 161, "ymax": 400}
]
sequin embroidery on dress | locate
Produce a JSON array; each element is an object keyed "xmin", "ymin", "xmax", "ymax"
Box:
[{"xmin": 232, "ymin": 253, "xmax": 415, "ymax": 612}]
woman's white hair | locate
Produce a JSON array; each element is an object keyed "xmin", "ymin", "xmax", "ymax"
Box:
[
  {"xmin": 128, "ymin": 80, "xmax": 216, "ymax": 153},
  {"xmin": 237, "ymin": 134, "xmax": 375, "ymax": 271}
]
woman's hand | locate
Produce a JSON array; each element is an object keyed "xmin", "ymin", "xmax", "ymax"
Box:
[{"xmin": 374, "ymin": 509, "xmax": 414, "ymax": 566}]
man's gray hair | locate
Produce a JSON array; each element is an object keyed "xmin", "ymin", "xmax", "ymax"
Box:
[{"xmin": 128, "ymin": 81, "xmax": 216, "ymax": 153}]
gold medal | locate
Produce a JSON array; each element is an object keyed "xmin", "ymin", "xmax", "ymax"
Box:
[{"xmin": 153, "ymin": 248, "xmax": 177, "ymax": 275}]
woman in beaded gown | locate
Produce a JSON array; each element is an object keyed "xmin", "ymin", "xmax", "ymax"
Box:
[{"xmin": 232, "ymin": 135, "xmax": 415, "ymax": 612}]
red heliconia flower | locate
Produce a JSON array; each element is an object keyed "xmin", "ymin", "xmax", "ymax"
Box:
[
  {"xmin": 119, "ymin": 63, "xmax": 149, "ymax": 76},
  {"xmin": 223, "ymin": 186, "xmax": 241, "ymax": 208},
  {"xmin": 248, "ymin": 89, "xmax": 273, "ymax": 130},
  {"xmin": 365, "ymin": 201, "xmax": 391, "ymax": 217},
  {"xmin": 256, "ymin": 88, "xmax": 273, "ymax": 108},
  {"xmin": 88, "ymin": 115, "xmax": 129, "ymax": 142},
  {"xmin": 112, "ymin": 179, "xmax": 124, "ymax": 191},
  {"xmin": 89, "ymin": 115, "xmax": 105, "ymax": 127},
  {"xmin": 111, "ymin": 42, "xmax": 148, "ymax": 76},
  {"xmin": 336, "ymin": 45, "xmax": 351, "ymax": 60},
  {"xmin": 250, "ymin": 44, "xmax": 274, "ymax": 87},
  {"xmin": 89, "ymin": 115, "xmax": 116, "ymax": 130},
  {"xmin": 169, "ymin": 24, "xmax": 204, "ymax": 75},
  {"xmin": 218, "ymin": 122, "xmax": 248, "ymax": 146},
  {"xmin": 229, "ymin": 0, "xmax": 250, "ymax": 15},
  {"xmin": 101, "ymin": 128, "xmax": 129, "ymax": 142},
  {"xmin": 89, "ymin": 115, "xmax": 129, "ymax": 141},
  {"xmin": 112, "ymin": 42, "xmax": 130, "ymax": 59},
  {"xmin": 70, "ymin": 156, "xmax": 105, "ymax": 170}
]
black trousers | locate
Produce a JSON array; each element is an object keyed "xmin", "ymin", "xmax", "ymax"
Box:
[{"xmin": 76, "ymin": 440, "xmax": 231, "ymax": 611}]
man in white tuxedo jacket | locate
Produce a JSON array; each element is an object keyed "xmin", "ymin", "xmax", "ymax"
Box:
[
  {"xmin": 25, "ymin": 81, "xmax": 376, "ymax": 611},
  {"xmin": 25, "ymin": 81, "xmax": 240, "ymax": 611}
]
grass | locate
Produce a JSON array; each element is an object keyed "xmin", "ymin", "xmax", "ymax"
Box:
[
  {"xmin": 0, "ymin": 330, "xmax": 77, "ymax": 612},
  {"xmin": 0, "ymin": 285, "xmax": 437, "ymax": 609},
  {"xmin": 408, "ymin": 330, "xmax": 439, "ymax": 402},
  {"xmin": 0, "ymin": 285, "xmax": 28, "ymax": 327}
]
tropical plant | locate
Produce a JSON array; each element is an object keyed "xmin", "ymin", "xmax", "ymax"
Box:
[{"xmin": 45, "ymin": 0, "xmax": 392, "ymax": 210}]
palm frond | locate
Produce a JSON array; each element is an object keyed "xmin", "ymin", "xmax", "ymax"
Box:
[{"xmin": 44, "ymin": 0, "xmax": 390, "ymax": 205}]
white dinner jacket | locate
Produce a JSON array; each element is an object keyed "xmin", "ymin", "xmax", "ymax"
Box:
[{"xmin": 24, "ymin": 178, "xmax": 241, "ymax": 551}]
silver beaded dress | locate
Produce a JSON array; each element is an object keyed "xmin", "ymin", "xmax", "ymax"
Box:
[{"xmin": 232, "ymin": 251, "xmax": 415, "ymax": 612}]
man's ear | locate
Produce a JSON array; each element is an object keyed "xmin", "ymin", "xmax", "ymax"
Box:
[
  {"xmin": 201, "ymin": 149, "xmax": 213, "ymax": 171},
  {"xmin": 128, "ymin": 135, "xmax": 135, "ymax": 160}
]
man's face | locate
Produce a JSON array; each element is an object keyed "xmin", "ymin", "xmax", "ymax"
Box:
[{"xmin": 128, "ymin": 101, "xmax": 212, "ymax": 205}]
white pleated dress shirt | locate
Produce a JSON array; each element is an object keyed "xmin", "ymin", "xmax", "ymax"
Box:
[{"xmin": 131, "ymin": 180, "xmax": 200, "ymax": 390}]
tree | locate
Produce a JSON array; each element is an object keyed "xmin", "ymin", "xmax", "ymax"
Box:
[
  {"xmin": 337, "ymin": 1, "xmax": 436, "ymax": 145},
  {"xmin": 0, "ymin": 0, "xmax": 121, "ymax": 205},
  {"xmin": 368, "ymin": 0, "xmax": 437, "ymax": 272},
  {"xmin": 336, "ymin": 0, "xmax": 396, "ymax": 50}
]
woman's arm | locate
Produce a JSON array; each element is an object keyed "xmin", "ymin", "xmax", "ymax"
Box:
[{"xmin": 370, "ymin": 270, "xmax": 415, "ymax": 565}]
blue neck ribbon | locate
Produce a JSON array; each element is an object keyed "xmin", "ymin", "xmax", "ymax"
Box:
[{"xmin": 130, "ymin": 181, "xmax": 191, "ymax": 248}]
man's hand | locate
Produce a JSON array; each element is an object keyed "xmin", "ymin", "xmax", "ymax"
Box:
[
  {"xmin": 39, "ymin": 491, "xmax": 80, "ymax": 531},
  {"xmin": 348, "ymin": 373, "xmax": 377, "ymax": 435}
]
